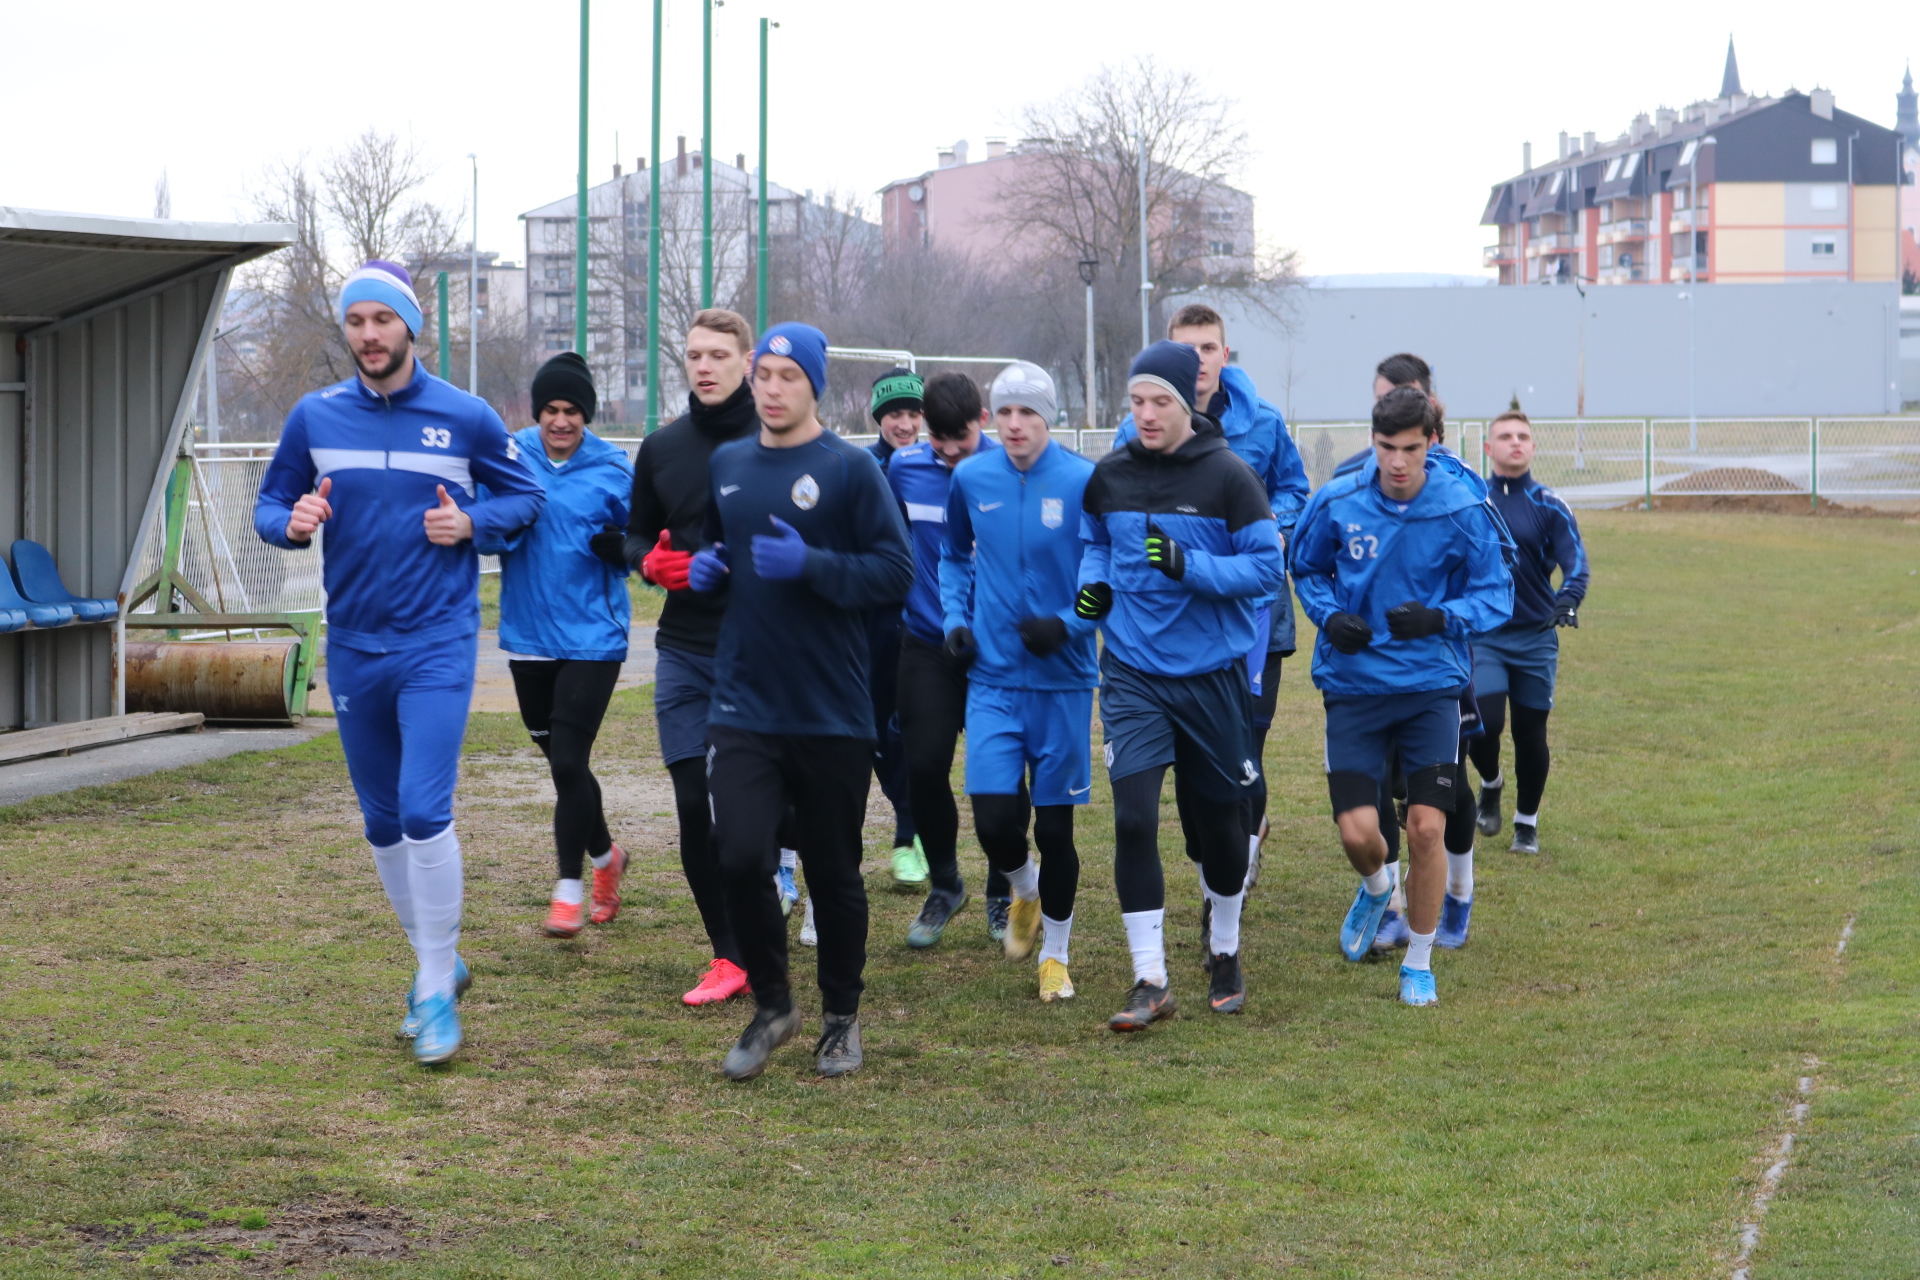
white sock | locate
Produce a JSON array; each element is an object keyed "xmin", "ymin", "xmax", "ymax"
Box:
[
  {"xmin": 1481, "ymin": 771, "xmax": 1503, "ymax": 790},
  {"xmin": 590, "ymin": 848, "xmax": 614, "ymax": 870},
  {"xmin": 407, "ymin": 825, "xmax": 464, "ymax": 1001},
  {"xmin": 1362, "ymin": 866, "xmax": 1393, "ymax": 897},
  {"xmin": 780, "ymin": 847, "xmax": 798, "ymax": 871},
  {"xmin": 1515, "ymin": 810, "xmax": 1538, "ymax": 827},
  {"xmin": 1122, "ymin": 909, "xmax": 1167, "ymax": 987},
  {"xmin": 1039, "ymin": 913, "xmax": 1073, "ymax": 966},
  {"xmin": 1446, "ymin": 848, "xmax": 1474, "ymax": 901},
  {"xmin": 1248, "ymin": 832, "xmax": 1261, "ymax": 858},
  {"xmin": 1388, "ymin": 862, "xmax": 1407, "ymax": 913},
  {"xmin": 554, "ymin": 878, "xmax": 585, "ymax": 905},
  {"xmin": 369, "ymin": 839, "xmax": 418, "ymax": 950},
  {"xmin": 1203, "ymin": 885, "xmax": 1244, "ymax": 956},
  {"xmin": 1006, "ymin": 857, "xmax": 1040, "ymax": 901},
  {"xmin": 802, "ymin": 896, "xmax": 815, "ymax": 929},
  {"xmin": 1405, "ymin": 929, "xmax": 1437, "ymax": 971}
]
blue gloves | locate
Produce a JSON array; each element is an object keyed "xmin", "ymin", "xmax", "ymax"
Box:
[
  {"xmin": 752, "ymin": 516, "xmax": 810, "ymax": 581},
  {"xmin": 689, "ymin": 544, "xmax": 730, "ymax": 592}
]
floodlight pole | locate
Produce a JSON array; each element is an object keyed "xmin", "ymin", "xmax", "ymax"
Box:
[
  {"xmin": 468, "ymin": 153, "xmax": 479, "ymax": 395},
  {"xmin": 701, "ymin": 0, "xmax": 714, "ymax": 308},
  {"xmin": 1078, "ymin": 259, "xmax": 1098, "ymax": 431},
  {"xmin": 574, "ymin": 0, "xmax": 589, "ymax": 355},
  {"xmin": 757, "ymin": 18, "xmax": 772, "ymax": 335},
  {"xmin": 437, "ymin": 271, "xmax": 450, "ymax": 378},
  {"xmin": 1137, "ymin": 130, "xmax": 1151, "ymax": 348},
  {"xmin": 1687, "ymin": 135, "xmax": 1716, "ymax": 452},
  {"xmin": 647, "ymin": 0, "xmax": 663, "ymax": 431}
]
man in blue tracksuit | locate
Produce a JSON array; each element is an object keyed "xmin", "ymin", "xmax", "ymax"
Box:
[
  {"xmin": 940, "ymin": 362, "xmax": 1096, "ymax": 1003},
  {"xmin": 863, "ymin": 368, "xmax": 927, "ymax": 887},
  {"xmin": 1077, "ymin": 342, "xmax": 1285, "ymax": 1031},
  {"xmin": 1469, "ymin": 409, "xmax": 1588, "ymax": 857},
  {"xmin": 477, "ymin": 352, "xmax": 634, "ymax": 943},
  {"xmin": 688, "ymin": 322, "xmax": 913, "ymax": 1081},
  {"xmin": 1114, "ymin": 304, "xmax": 1308, "ymax": 880},
  {"xmin": 1290, "ymin": 386, "xmax": 1512, "ymax": 1008},
  {"xmin": 254, "ymin": 261, "xmax": 544, "ymax": 1064}
]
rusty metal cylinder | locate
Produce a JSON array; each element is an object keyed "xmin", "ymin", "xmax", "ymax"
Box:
[{"xmin": 125, "ymin": 640, "xmax": 301, "ymax": 724}]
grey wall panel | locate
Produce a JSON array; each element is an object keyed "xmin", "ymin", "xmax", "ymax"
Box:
[
  {"xmin": 0, "ymin": 329, "xmax": 20, "ymax": 730},
  {"xmin": 1216, "ymin": 282, "xmax": 1902, "ymax": 422}
]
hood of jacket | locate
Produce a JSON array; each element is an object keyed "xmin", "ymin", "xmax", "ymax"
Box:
[{"xmin": 1212, "ymin": 365, "xmax": 1266, "ymax": 440}]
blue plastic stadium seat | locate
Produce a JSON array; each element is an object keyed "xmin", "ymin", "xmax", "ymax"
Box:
[
  {"xmin": 4, "ymin": 541, "xmax": 102, "ymax": 626},
  {"xmin": 0, "ymin": 609, "xmax": 27, "ymax": 634}
]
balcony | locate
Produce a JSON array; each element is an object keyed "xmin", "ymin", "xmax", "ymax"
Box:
[
  {"xmin": 1596, "ymin": 265, "xmax": 1648, "ymax": 284},
  {"xmin": 1483, "ymin": 244, "xmax": 1517, "ymax": 267},
  {"xmin": 1524, "ymin": 232, "xmax": 1581, "ymax": 256},
  {"xmin": 1597, "ymin": 220, "xmax": 1650, "ymax": 244},
  {"xmin": 1669, "ymin": 208, "xmax": 1706, "ymax": 231}
]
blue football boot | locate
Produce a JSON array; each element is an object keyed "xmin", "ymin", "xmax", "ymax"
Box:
[
  {"xmin": 1339, "ymin": 882, "xmax": 1394, "ymax": 962},
  {"xmin": 1399, "ymin": 965, "xmax": 1439, "ymax": 1006},
  {"xmin": 412, "ymin": 991, "xmax": 462, "ymax": 1064},
  {"xmin": 1436, "ymin": 895, "xmax": 1474, "ymax": 950},
  {"xmin": 776, "ymin": 866, "xmax": 799, "ymax": 918},
  {"xmin": 400, "ymin": 955, "xmax": 471, "ymax": 1039},
  {"xmin": 1370, "ymin": 909, "xmax": 1411, "ymax": 954}
]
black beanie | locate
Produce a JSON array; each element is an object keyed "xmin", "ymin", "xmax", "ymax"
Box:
[{"xmin": 531, "ymin": 351, "xmax": 598, "ymax": 423}]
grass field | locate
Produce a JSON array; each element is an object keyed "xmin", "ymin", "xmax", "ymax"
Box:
[{"xmin": 0, "ymin": 511, "xmax": 1914, "ymax": 1278}]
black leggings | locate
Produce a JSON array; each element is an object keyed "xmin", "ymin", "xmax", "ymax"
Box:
[
  {"xmin": 1380, "ymin": 759, "xmax": 1477, "ymax": 864},
  {"xmin": 665, "ymin": 757, "xmax": 742, "ymax": 965},
  {"xmin": 1245, "ymin": 650, "xmax": 1282, "ymax": 837},
  {"xmin": 509, "ymin": 659, "xmax": 621, "ymax": 880},
  {"xmin": 971, "ymin": 789, "xmax": 1079, "ymax": 921},
  {"xmin": 1111, "ymin": 766, "xmax": 1248, "ymax": 913},
  {"xmin": 1467, "ymin": 694, "xmax": 1551, "ymax": 815},
  {"xmin": 896, "ymin": 634, "xmax": 1009, "ymax": 899}
]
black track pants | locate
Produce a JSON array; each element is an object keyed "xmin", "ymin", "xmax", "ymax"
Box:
[
  {"xmin": 1466, "ymin": 693, "xmax": 1552, "ymax": 815},
  {"xmin": 1244, "ymin": 650, "xmax": 1282, "ymax": 837},
  {"xmin": 510, "ymin": 659, "xmax": 621, "ymax": 880},
  {"xmin": 897, "ymin": 633, "xmax": 1008, "ymax": 898},
  {"xmin": 1111, "ymin": 765, "xmax": 1249, "ymax": 913},
  {"xmin": 666, "ymin": 757, "xmax": 742, "ymax": 965},
  {"xmin": 971, "ymin": 790, "xmax": 1080, "ymax": 922}
]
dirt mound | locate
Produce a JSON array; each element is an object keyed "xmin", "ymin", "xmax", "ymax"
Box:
[
  {"xmin": 1623, "ymin": 493, "xmax": 1905, "ymax": 517},
  {"xmin": 1659, "ymin": 466, "xmax": 1802, "ymax": 494},
  {"xmin": 71, "ymin": 1196, "xmax": 417, "ymax": 1272}
]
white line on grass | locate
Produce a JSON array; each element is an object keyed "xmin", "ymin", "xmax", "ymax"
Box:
[{"xmin": 1833, "ymin": 914, "xmax": 1855, "ymax": 958}]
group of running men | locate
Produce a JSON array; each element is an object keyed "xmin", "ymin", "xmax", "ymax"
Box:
[{"xmin": 254, "ymin": 260, "xmax": 1586, "ymax": 1077}]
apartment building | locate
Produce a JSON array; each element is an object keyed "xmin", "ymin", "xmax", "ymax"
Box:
[{"xmin": 1482, "ymin": 45, "xmax": 1902, "ymax": 286}]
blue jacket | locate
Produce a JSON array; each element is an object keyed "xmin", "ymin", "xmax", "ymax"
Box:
[
  {"xmin": 254, "ymin": 364, "xmax": 545, "ymax": 654},
  {"xmin": 1077, "ymin": 420, "xmax": 1284, "ymax": 679},
  {"xmin": 941, "ymin": 440, "xmax": 1098, "ymax": 692},
  {"xmin": 478, "ymin": 427, "xmax": 633, "ymax": 662},
  {"xmin": 1117, "ymin": 363, "xmax": 1308, "ymax": 647},
  {"xmin": 1485, "ymin": 470, "xmax": 1588, "ymax": 630},
  {"xmin": 886, "ymin": 435, "xmax": 1001, "ymax": 646},
  {"xmin": 1291, "ymin": 459, "xmax": 1515, "ymax": 697},
  {"xmin": 701, "ymin": 430, "xmax": 914, "ymax": 738}
]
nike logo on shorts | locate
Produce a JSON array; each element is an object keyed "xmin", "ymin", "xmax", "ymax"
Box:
[
  {"xmin": 720, "ymin": 484, "xmax": 741, "ymax": 496},
  {"xmin": 1069, "ymin": 784, "xmax": 1092, "ymax": 796}
]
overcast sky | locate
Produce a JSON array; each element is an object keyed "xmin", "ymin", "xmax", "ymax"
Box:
[{"xmin": 7, "ymin": 1, "xmax": 1915, "ymax": 281}]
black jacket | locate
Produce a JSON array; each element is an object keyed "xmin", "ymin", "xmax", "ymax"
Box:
[{"xmin": 626, "ymin": 382, "xmax": 759, "ymax": 656}]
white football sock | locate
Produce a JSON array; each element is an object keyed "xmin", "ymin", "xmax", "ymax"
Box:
[
  {"xmin": 1446, "ymin": 848, "xmax": 1474, "ymax": 901},
  {"xmin": 1388, "ymin": 862, "xmax": 1407, "ymax": 913},
  {"xmin": 1039, "ymin": 913, "xmax": 1073, "ymax": 966},
  {"xmin": 407, "ymin": 825, "xmax": 464, "ymax": 1001},
  {"xmin": 554, "ymin": 878, "xmax": 585, "ymax": 905},
  {"xmin": 590, "ymin": 848, "xmax": 614, "ymax": 870},
  {"xmin": 1515, "ymin": 810, "xmax": 1539, "ymax": 827},
  {"xmin": 780, "ymin": 847, "xmax": 799, "ymax": 871},
  {"xmin": 1122, "ymin": 909, "xmax": 1167, "ymax": 987},
  {"xmin": 1480, "ymin": 771, "xmax": 1504, "ymax": 790},
  {"xmin": 1405, "ymin": 929, "xmax": 1436, "ymax": 971},
  {"xmin": 1203, "ymin": 885, "xmax": 1244, "ymax": 956},
  {"xmin": 802, "ymin": 897, "xmax": 815, "ymax": 929},
  {"xmin": 1362, "ymin": 866, "xmax": 1393, "ymax": 897},
  {"xmin": 1006, "ymin": 857, "xmax": 1040, "ymax": 902},
  {"xmin": 369, "ymin": 839, "xmax": 418, "ymax": 950}
]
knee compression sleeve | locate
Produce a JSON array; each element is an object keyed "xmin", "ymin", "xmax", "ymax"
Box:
[
  {"xmin": 970, "ymin": 792, "xmax": 1032, "ymax": 875},
  {"xmin": 1405, "ymin": 762, "xmax": 1461, "ymax": 812}
]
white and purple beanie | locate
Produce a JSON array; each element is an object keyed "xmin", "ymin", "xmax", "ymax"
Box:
[{"xmin": 338, "ymin": 260, "xmax": 423, "ymax": 336}]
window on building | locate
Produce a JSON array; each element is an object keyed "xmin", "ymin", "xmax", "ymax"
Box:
[
  {"xmin": 1810, "ymin": 185, "xmax": 1840, "ymax": 212},
  {"xmin": 1207, "ymin": 240, "xmax": 1234, "ymax": 256},
  {"xmin": 1549, "ymin": 170, "xmax": 1565, "ymax": 194},
  {"xmin": 1604, "ymin": 157, "xmax": 1623, "ymax": 182},
  {"xmin": 1811, "ymin": 237, "xmax": 1837, "ymax": 256},
  {"xmin": 1599, "ymin": 245, "xmax": 1614, "ymax": 267},
  {"xmin": 1678, "ymin": 140, "xmax": 1698, "ymax": 166},
  {"xmin": 1600, "ymin": 200, "xmax": 1614, "ymax": 224},
  {"xmin": 1623, "ymin": 153, "xmax": 1641, "ymax": 177},
  {"xmin": 1811, "ymin": 138, "xmax": 1838, "ymax": 164}
]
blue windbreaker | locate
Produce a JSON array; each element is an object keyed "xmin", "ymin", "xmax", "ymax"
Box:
[
  {"xmin": 886, "ymin": 435, "xmax": 1001, "ymax": 645},
  {"xmin": 940, "ymin": 440, "xmax": 1098, "ymax": 692},
  {"xmin": 1076, "ymin": 421, "xmax": 1284, "ymax": 678},
  {"xmin": 1484, "ymin": 470, "xmax": 1588, "ymax": 629},
  {"xmin": 1291, "ymin": 459, "xmax": 1515, "ymax": 696},
  {"xmin": 254, "ymin": 364, "xmax": 545, "ymax": 654},
  {"xmin": 477, "ymin": 427, "xmax": 633, "ymax": 662}
]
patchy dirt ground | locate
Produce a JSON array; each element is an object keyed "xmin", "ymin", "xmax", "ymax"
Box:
[{"xmin": 69, "ymin": 1197, "xmax": 417, "ymax": 1273}]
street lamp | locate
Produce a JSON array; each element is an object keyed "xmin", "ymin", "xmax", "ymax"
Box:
[
  {"xmin": 647, "ymin": 0, "xmax": 662, "ymax": 431},
  {"xmin": 1078, "ymin": 258, "xmax": 1098, "ymax": 432},
  {"xmin": 1687, "ymin": 134, "xmax": 1717, "ymax": 452},
  {"xmin": 574, "ymin": 0, "xmax": 589, "ymax": 355},
  {"xmin": 756, "ymin": 19, "xmax": 780, "ymax": 335}
]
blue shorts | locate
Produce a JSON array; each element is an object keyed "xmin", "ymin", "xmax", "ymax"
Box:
[
  {"xmin": 1472, "ymin": 624, "xmax": 1559, "ymax": 710},
  {"xmin": 964, "ymin": 684, "xmax": 1095, "ymax": 806},
  {"xmin": 328, "ymin": 635, "xmax": 476, "ymax": 846},
  {"xmin": 653, "ymin": 645, "xmax": 715, "ymax": 766},
  {"xmin": 1323, "ymin": 688, "xmax": 1463, "ymax": 784},
  {"xmin": 1099, "ymin": 652, "xmax": 1258, "ymax": 803}
]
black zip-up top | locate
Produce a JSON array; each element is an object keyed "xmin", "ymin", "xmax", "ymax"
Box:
[{"xmin": 626, "ymin": 382, "xmax": 760, "ymax": 656}]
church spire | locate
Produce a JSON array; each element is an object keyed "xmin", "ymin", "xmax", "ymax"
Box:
[
  {"xmin": 1720, "ymin": 36, "xmax": 1743, "ymax": 98},
  {"xmin": 1899, "ymin": 62, "xmax": 1919, "ymax": 150}
]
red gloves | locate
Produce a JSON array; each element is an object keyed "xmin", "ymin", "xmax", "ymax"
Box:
[{"xmin": 641, "ymin": 530, "xmax": 694, "ymax": 591}]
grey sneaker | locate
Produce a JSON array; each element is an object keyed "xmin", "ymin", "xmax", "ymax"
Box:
[
  {"xmin": 1476, "ymin": 783, "xmax": 1504, "ymax": 837},
  {"xmin": 1510, "ymin": 821, "xmax": 1539, "ymax": 854},
  {"xmin": 815, "ymin": 1012, "xmax": 864, "ymax": 1077},
  {"xmin": 984, "ymin": 896, "xmax": 1011, "ymax": 944},
  {"xmin": 721, "ymin": 1004, "xmax": 802, "ymax": 1082},
  {"xmin": 906, "ymin": 886, "xmax": 968, "ymax": 950}
]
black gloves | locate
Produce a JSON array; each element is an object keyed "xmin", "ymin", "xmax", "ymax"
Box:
[
  {"xmin": 1075, "ymin": 582, "xmax": 1113, "ymax": 620},
  {"xmin": 589, "ymin": 524, "xmax": 628, "ymax": 567},
  {"xmin": 943, "ymin": 627, "xmax": 977, "ymax": 664},
  {"xmin": 1553, "ymin": 604, "xmax": 1579, "ymax": 629},
  {"xmin": 1145, "ymin": 521, "xmax": 1185, "ymax": 581},
  {"xmin": 1385, "ymin": 600, "xmax": 1448, "ymax": 640},
  {"xmin": 1322, "ymin": 612, "xmax": 1373, "ymax": 655},
  {"xmin": 1017, "ymin": 616, "xmax": 1069, "ymax": 657}
]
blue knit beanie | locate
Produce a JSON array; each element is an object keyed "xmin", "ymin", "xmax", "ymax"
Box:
[
  {"xmin": 338, "ymin": 260, "xmax": 424, "ymax": 336},
  {"xmin": 753, "ymin": 322, "xmax": 829, "ymax": 398},
  {"xmin": 1126, "ymin": 340, "xmax": 1201, "ymax": 413}
]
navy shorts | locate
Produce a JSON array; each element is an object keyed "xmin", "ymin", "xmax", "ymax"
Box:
[
  {"xmin": 653, "ymin": 645, "xmax": 715, "ymax": 766},
  {"xmin": 1472, "ymin": 624, "xmax": 1559, "ymax": 710},
  {"xmin": 965, "ymin": 684, "xmax": 1095, "ymax": 806},
  {"xmin": 1099, "ymin": 652, "xmax": 1258, "ymax": 803},
  {"xmin": 1323, "ymin": 688, "xmax": 1463, "ymax": 785}
]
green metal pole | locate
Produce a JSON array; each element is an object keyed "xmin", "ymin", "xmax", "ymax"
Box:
[
  {"xmin": 436, "ymin": 271, "xmax": 449, "ymax": 376},
  {"xmin": 701, "ymin": 0, "xmax": 713, "ymax": 309},
  {"xmin": 757, "ymin": 18, "xmax": 769, "ymax": 334},
  {"xmin": 574, "ymin": 0, "xmax": 589, "ymax": 355},
  {"xmin": 647, "ymin": 0, "xmax": 663, "ymax": 432}
]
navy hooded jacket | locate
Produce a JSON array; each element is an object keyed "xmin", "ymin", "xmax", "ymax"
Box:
[{"xmin": 1485, "ymin": 470, "xmax": 1588, "ymax": 630}]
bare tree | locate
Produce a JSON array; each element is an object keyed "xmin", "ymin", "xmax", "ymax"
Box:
[{"xmin": 153, "ymin": 171, "xmax": 171, "ymax": 220}]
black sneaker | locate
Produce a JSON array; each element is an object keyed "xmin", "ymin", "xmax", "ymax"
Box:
[
  {"xmin": 1108, "ymin": 980, "xmax": 1177, "ymax": 1032},
  {"xmin": 984, "ymin": 896, "xmax": 1011, "ymax": 944},
  {"xmin": 721, "ymin": 1004, "xmax": 802, "ymax": 1081},
  {"xmin": 1199, "ymin": 898, "xmax": 1214, "ymax": 974},
  {"xmin": 815, "ymin": 1013, "xmax": 863, "ymax": 1077},
  {"xmin": 1208, "ymin": 952, "xmax": 1246, "ymax": 1014},
  {"xmin": 1510, "ymin": 820, "xmax": 1539, "ymax": 854},
  {"xmin": 1476, "ymin": 783, "xmax": 1503, "ymax": 837},
  {"xmin": 906, "ymin": 886, "xmax": 968, "ymax": 949}
]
